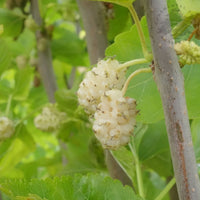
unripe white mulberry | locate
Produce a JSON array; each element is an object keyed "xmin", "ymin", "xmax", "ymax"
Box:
[
  {"xmin": 93, "ymin": 89, "xmax": 137, "ymax": 150},
  {"xmin": 34, "ymin": 105, "xmax": 66, "ymax": 132},
  {"xmin": 174, "ymin": 41, "xmax": 200, "ymax": 66},
  {"xmin": 77, "ymin": 59, "xmax": 126, "ymax": 115},
  {"xmin": 0, "ymin": 117, "xmax": 15, "ymax": 140},
  {"xmin": 37, "ymin": 38, "xmax": 48, "ymax": 52},
  {"xmin": 25, "ymin": 16, "xmax": 38, "ymax": 32},
  {"xmin": 16, "ymin": 55, "xmax": 28, "ymax": 69}
]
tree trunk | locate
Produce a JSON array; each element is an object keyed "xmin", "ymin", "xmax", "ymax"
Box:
[
  {"xmin": 30, "ymin": 0, "xmax": 57, "ymax": 103},
  {"xmin": 76, "ymin": 0, "xmax": 108, "ymax": 64},
  {"xmin": 143, "ymin": 0, "xmax": 200, "ymax": 199}
]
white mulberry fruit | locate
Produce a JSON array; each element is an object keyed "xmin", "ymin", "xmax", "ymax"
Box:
[
  {"xmin": 25, "ymin": 16, "xmax": 38, "ymax": 32},
  {"xmin": 77, "ymin": 59, "xmax": 126, "ymax": 115},
  {"xmin": 93, "ymin": 89, "xmax": 137, "ymax": 150},
  {"xmin": 0, "ymin": 117, "xmax": 15, "ymax": 140},
  {"xmin": 34, "ymin": 105, "xmax": 66, "ymax": 132},
  {"xmin": 174, "ymin": 41, "xmax": 200, "ymax": 66}
]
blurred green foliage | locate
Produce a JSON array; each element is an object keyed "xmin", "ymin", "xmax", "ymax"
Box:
[{"xmin": 0, "ymin": 0, "xmax": 200, "ymax": 199}]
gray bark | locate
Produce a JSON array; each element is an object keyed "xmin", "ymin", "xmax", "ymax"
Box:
[
  {"xmin": 30, "ymin": 0, "xmax": 57, "ymax": 103},
  {"xmin": 76, "ymin": 0, "xmax": 108, "ymax": 64},
  {"xmin": 133, "ymin": 0, "xmax": 144, "ymax": 19},
  {"xmin": 143, "ymin": 0, "xmax": 200, "ymax": 199}
]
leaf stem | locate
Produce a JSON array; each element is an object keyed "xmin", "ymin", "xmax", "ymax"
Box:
[
  {"xmin": 5, "ymin": 95, "xmax": 12, "ymax": 117},
  {"xmin": 172, "ymin": 18, "xmax": 191, "ymax": 39},
  {"xmin": 122, "ymin": 68, "xmax": 152, "ymax": 95},
  {"xmin": 117, "ymin": 58, "xmax": 149, "ymax": 71},
  {"xmin": 129, "ymin": 143, "xmax": 145, "ymax": 198},
  {"xmin": 188, "ymin": 28, "xmax": 198, "ymax": 41},
  {"xmin": 155, "ymin": 177, "xmax": 176, "ymax": 200},
  {"xmin": 127, "ymin": 5, "xmax": 149, "ymax": 58}
]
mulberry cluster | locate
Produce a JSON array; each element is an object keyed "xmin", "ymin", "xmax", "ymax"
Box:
[
  {"xmin": 0, "ymin": 117, "xmax": 15, "ymax": 140},
  {"xmin": 34, "ymin": 105, "xmax": 66, "ymax": 132},
  {"xmin": 174, "ymin": 41, "xmax": 200, "ymax": 66},
  {"xmin": 93, "ymin": 90, "xmax": 137, "ymax": 150},
  {"xmin": 77, "ymin": 59, "xmax": 126, "ymax": 115}
]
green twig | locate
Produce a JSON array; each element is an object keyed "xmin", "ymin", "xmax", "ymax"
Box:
[
  {"xmin": 122, "ymin": 68, "xmax": 152, "ymax": 95},
  {"xmin": 5, "ymin": 95, "xmax": 12, "ymax": 117},
  {"xmin": 117, "ymin": 58, "xmax": 149, "ymax": 71},
  {"xmin": 129, "ymin": 143, "xmax": 145, "ymax": 198},
  {"xmin": 172, "ymin": 18, "xmax": 191, "ymax": 39},
  {"xmin": 155, "ymin": 177, "xmax": 176, "ymax": 200},
  {"xmin": 127, "ymin": 5, "xmax": 149, "ymax": 58}
]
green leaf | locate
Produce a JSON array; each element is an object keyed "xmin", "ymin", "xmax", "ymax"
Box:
[
  {"xmin": 55, "ymin": 89, "xmax": 78, "ymax": 114},
  {"xmin": 143, "ymin": 171, "xmax": 170, "ymax": 200},
  {"xmin": 134, "ymin": 123, "xmax": 148, "ymax": 152},
  {"xmin": 138, "ymin": 121, "xmax": 172, "ymax": 177},
  {"xmin": 0, "ymin": 174, "xmax": 143, "ymax": 200},
  {"xmin": 13, "ymin": 68, "xmax": 33, "ymax": 101},
  {"xmin": 61, "ymin": 128, "xmax": 98, "ymax": 173},
  {"xmin": 51, "ymin": 27, "xmax": 88, "ymax": 66},
  {"xmin": 111, "ymin": 147, "xmax": 136, "ymax": 186},
  {"xmin": 57, "ymin": 118, "xmax": 84, "ymax": 141},
  {"xmin": 138, "ymin": 120, "xmax": 169, "ymax": 161},
  {"xmin": 0, "ymin": 39, "xmax": 12, "ymax": 75},
  {"xmin": 106, "ymin": 17, "xmax": 151, "ymax": 62},
  {"xmin": 0, "ymin": 79, "xmax": 12, "ymax": 103},
  {"xmin": 183, "ymin": 64, "xmax": 200, "ymax": 119},
  {"xmin": 0, "ymin": 124, "xmax": 35, "ymax": 177},
  {"xmin": 126, "ymin": 68, "xmax": 164, "ymax": 123},
  {"xmin": 167, "ymin": 0, "xmax": 182, "ymax": 27},
  {"xmin": 90, "ymin": 0, "xmax": 135, "ymax": 7},
  {"xmin": 191, "ymin": 119, "xmax": 200, "ymax": 162},
  {"xmin": 176, "ymin": 0, "xmax": 200, "ymax": 18},
  {"xmin": 107, "ymin": 5, "xmax": 132, "ymax": 41},
  {"xmin": 0, "ymin": 8, "xmax": 24, "ymax": 37},
  {"xmin": 143, "ymin": 151, "xmax": 173, "ymax": 177},
  {"xmin": 11, "ymin": 29, "xmax": 35, "ymax": 56}
]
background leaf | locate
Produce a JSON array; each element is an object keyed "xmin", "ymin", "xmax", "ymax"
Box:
[
  {"xmin": 0, "ymin": 124, "xmax": 35, "ymax": 178},
  {"xmin": 51, "ymin": 27, "xmax": 88, "ymax": 66},
  {"xmin": 183, "ymin": 64, "xmax": 200, "ymax": 119},
  {"xmin": 138, "ymin": 120, "xmax": 173, "ymax": 177},
  {"xmin": 176, "ymin": 0, "xmax": 200, "ymax": 18},
  {"xmin": 0, "ymin": 8, "xmax": 24, "ymax": 38},
  {"xmin": 55, "ymin": 89, "xmax": 78, "ymax": 114},
  {"xmin": 0, "ymin": 174, "xmax": 144, "ymax": 200},
  {"xmin": 13, "ymin": 68, "xmax": 33, "ymax": 101},
  {"xmin": 0, "ymin": 39, "xmax": 12, "ymax": 75},
  {"xmin": 107, "ymin": 5, "xmax": 132, "ymax": 41},
  {"xmin": 111, "ymin": 147, "xmax": 136, "ymax": 186},
  {"xmin": 191, "ymin": 119, "xmax": 200, "ymax": 162}
]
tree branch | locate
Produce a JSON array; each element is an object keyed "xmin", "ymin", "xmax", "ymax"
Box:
[
  {"xmin": 76, "ymin": 0, "xmax": 108, "ymax": 64},
  {"xmin": 143, "ymin": 0, "xmax": 200, "ymax": 199},
  {"xmin": 30, "ymin": 0, "xmax": 57, "ymax": 103}
]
